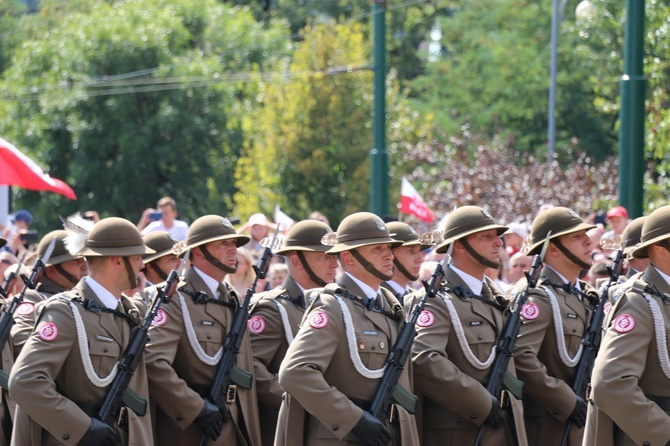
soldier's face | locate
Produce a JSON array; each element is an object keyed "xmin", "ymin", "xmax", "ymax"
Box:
[
  {"xmin": 465, "ymin": 229, "xmax": 502, "ymax": 264},
  {"xmin": 558, "ymin": 230, "xmax": 592, "ymax": 265},
  {"xmin": 392, "ymin": 245, "xmax": 424, "ymax": 277},
  {"xmin": 357, "ymin": 243, "xmax": 394, "ymax": 278},
  {"xmin": 126, "ymin": 255, "xmax": 145, "ymax": 288},
  {"xmin": 155, "ymin": 254, "xmax": 181, "ymax": 274},
  {"xmin": 303, "ymin": 251, "xmax": 339, "ymax": 284},
  {"xmin": 206, "ymin": 239, "xmax": 239, "ymax": 270},
  {"xmin": 60, "ymin": 258, "xmax": 88, "ymax": 281}
]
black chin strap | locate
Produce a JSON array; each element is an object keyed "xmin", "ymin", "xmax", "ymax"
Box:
[
  {"xmin": 54, "ymin": 264, "xmax": 79, "ymax": 288},
  {"xmin": 552, "ymin": 239, "xmax": 591, "ymax": 270},
  {"xmin": 122, "ymin": 257, "xmax": 138, "ymax": 288},
  {"xmin": 200, "ymin": 245, "xmax": 237, "ymax": 274},
  {"xmin": 296, "ymin": 251, "xmax": 327, "ymax": 287},
  {"xmin": 393, "ymin": 258, "xmax": 418, "ymax": 281},
  {"xmin": 147, "ymin": 261, "xmax": 169, "ymax": 282},
  {"xmin": 460, "ymin": 239, "xmax": 500, "ymax": 269},
  {"xmin": 350, "ymin": 249, "xmax": 393, "ymax": 281}
]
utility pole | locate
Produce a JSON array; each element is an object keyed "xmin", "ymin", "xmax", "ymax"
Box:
[
  {"xmin": 618, "ymin": 0, "xmax": 645, "ymax": 217},
  {"xmin": 370, "ymin": 0, "xmax": 389, "ymax": 218}
]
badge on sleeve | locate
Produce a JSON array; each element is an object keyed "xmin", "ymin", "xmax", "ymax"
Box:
[
  {"xmin": 38, "ymin": 322, "xmax": 59, "ymax": 342},
  {"xmin": 248, "ymin": 316, "xmax": 266, "ymax": 334},
  {"xmin": 613, "ymin": 313, "xmax": 636, "ymax": 333},
  {"xmin": 309, "ymin": 312, "xmax": 329, "ymax": 329},
  {"xmin": 521, "ymin": 302, "xmax": 540, "ymax": 320},
  {"xmin": 416, "ymin": 310, "xmax": 435, "ymax": 328},
  {"xmin": 152, "ymin": 309, "xmax": 168, "ymax": 326},
  {"xmin": 17, "ymin": 303, "xmax": 35, "ymax": 315},
  {"xmin": 603, "ymin": 302, "xmax": 612, "ymax": 315}
]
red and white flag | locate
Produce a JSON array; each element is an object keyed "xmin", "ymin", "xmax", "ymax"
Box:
[
  {"xmin": 0, "ymin": 137, "xmax": 76, "ymax": 200},
  {"xmin": 400, "ymin": 177, "xmax": 434, "ymax": 223}
]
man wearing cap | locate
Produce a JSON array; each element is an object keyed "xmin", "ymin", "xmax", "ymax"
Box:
[
  {"xmin": 406, "ymin": 205, "xmax": 526, "ymax": 446},
  {"xmin": 585, "ymin": 205, "xmax": 670, "ymax": 445},
  {"xmin": 276, "ymin": 212, "xmax": 419, "ymax": 446},
  {"xmin": 381, "ymin": 222, "xmax": 429, "ymax": 303},
  {"xmin": 10, "ymin": 230, "xmax": 89, "ymax": 358},
  {"xmin": 144, "ymin": 215, "xmax": 261, "ymax": 446},
  {"xmin": 140, "ymin": 231, "xmax": 181, "ymax": 288},
  {"xmin": 9, "ymin": 217, "xmax": 154, "ymax": 446},
  {"xmin": 512, "ymin": 206, "xmax": 598, "ymax": 446},
  {"xmin": 602, "ymin": 205, "xmax": 629, "ymax": 243},
  {"xmin": 247, "ymin": 219, "xmax": 339, "ymax": 445}
]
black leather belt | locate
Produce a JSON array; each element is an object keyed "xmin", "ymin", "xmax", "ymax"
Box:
[{"xmin": 190, "ymin": 384, "xmax": 237, "ymax": 404}]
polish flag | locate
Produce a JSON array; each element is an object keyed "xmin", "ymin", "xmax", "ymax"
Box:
[
  {"xmin": 400, "ymin": 177, "xmax": 434, "ymax": 223},
  {"xmin": 0, "ymin": 137, "xmax": 76, "ymax": 200}
]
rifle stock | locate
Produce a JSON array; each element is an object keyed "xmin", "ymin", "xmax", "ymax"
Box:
[
  {"xmin": 559, "ymin": 248, "xmax": 623, "ymax": 446},
  {"xmin": 97, "ymin": 269, "xmax": 181, "ymax": 426}
]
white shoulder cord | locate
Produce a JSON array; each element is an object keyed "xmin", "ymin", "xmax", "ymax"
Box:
[
  {"xmin": 439, "ymin": 294, "xmax": 496, "ymax": 370},
  {"xmin": 643, "ymin": 294, "xmax": 670, "ymax": 380},
  {"xmin": 274, "ymin": 300, "xmax": 295, "ymax": 345},
  {"xmin": 68, "ymin": 301, "xmax": 118, "ymax": 387},
  {"xmin": 539, "ymin": 286, "xmax": 583, "ymax": 367},
  {"xmin": 178, "ymin": 293, "xmax": 223, "ymax": 366},
  {"xmin": 335, "ymin": 297, "xmax": 386, "ymax": 379}
]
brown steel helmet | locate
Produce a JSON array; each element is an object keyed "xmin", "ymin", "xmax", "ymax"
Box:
[
  {"xmin": 633, "ymin": 206, "xmax": 670, "ymax": 258},
  {"xmin": 527, "ymin": 206, "xmax": 595, "ymax": 269},
  {"xmin": 435, "ymin": 206, "xmax": 507, "ymax": 268},
  {"xmin": 181, "ymin": 215, "xmax": 250, "ymax": 273},
  {"xmin": 38, "ymin": 230, "xmax": 78, "ymax": 267},
  {"xmin": 387, "ymin": 222, "xmax": 431, "ymax": 281},
  {"xmin": 324, "ymin": 212, "xmax": 401, "ymax": 281},
  {"xmin": 621, "ymin": 216, "xmax": 647, "ymax": 257},
  {"xmin": 142, "ymin": 231, "xmax": 180, "ymax": 264},
  {"xmin": 275, "ymin": 219, "xmax": 334, "ymax": 287},
  {"xmin": 77, "ymin": 217, "xmax": 154, "ymax": 288}
]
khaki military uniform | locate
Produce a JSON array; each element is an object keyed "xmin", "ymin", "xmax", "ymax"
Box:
[
  {"xmin": 513, "ymin": 267, "xmax": 595, "ymax": 446},
  {"xmin": 0, "ymin": 307, "xmax": 13, "ymax": 446},
  {"xmin": 8, "ymin": 279, "xmax": 153, "ymax": 446},
  {"xmin": 276, "ymin": 274, "xmax": 419, "ymax": 446},
  {"xmin": 587, "ymin": 266, "xmax": 670, "ymax": 445},
  {"xmin": 408, "ymin": 266, "xmax": 526, "ymax": 446},
  {"xmin": 11, "ymin": 276, "xmax": 69, "ymax": 358},
  {"xmin": 381, "ymin": 281, "xmax": 415, "ymax": 304},
  {"xmin": 144, "ymin": 266, "xmax": 261, "ymax": 446},
  {"xmin": 249, "ymin": 276, "xmax": 306, "ymax": 446}
]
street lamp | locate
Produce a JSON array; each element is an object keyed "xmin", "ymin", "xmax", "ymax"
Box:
[{"xmin": 547, "ymin": 0, "xmax": 567, "ymax": 167}]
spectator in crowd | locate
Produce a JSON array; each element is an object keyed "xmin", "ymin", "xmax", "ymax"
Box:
[
  {"xmin": 601, "ymin": 205, "xmax": 629, "ymax": 242},
  {"xmin": 225, "ymin": 247, "xmax": 259, "ymax": 296},
  {"xmin": 137, "ymin": 196, "xmax": 189, "ymax": 241},
  {"xmin": 239, "ymin": 213, "xmax": 276, "ymax": 262},
  {"xmin": 508, "ymin": 251, "xmax": 533, "ymax": 285},
  {"xmin": 503, "ymin": 222, "xmax": 528, "ymax": 256},
  {"xmin": 307, "ymin": 210, "xmax": 330, "ymax": 227},
  {"xmin": 0, "ymin": 251, "xmax": 17, "ymax": 278},
  {"xmin": 268, "ymin": 263, "xmax": 289, "ymax": 289}
]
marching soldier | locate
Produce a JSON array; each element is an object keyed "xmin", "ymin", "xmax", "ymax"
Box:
[
  {"xmin": 0, "ymin": 236, "xmax": 10, "ymax": 446},
  {"xmin": 276, "ymin": 212, "xmax": 419, "ymax": 445},
  {"xmin": 8, "ymin": 217, "xmax": 155, "ymax": 446},
  {"xmin": 588, "ymin": 206, "xmax": 670, "ymax": 445},
  {"xmin": 11, "ymin": 230, "xmax": 88, "ymax": 357},
  {"xmin": 248, "ymin": 219, "xmax": 339, "ymax": 445},
  {"xmin": 620, "ymin": 216, "xmax": 649, "ymax": 281},
  {"xmin": 381, "ymin": 222, "xmax": 429, "ymax": 303},
  {"xmin": 407, "ymin": 206, "xmax": 526, "ymax": 445},
  {"xmin": 144, "ymin": 215, "xmax": 261, "ymax": 446},
  {"xmin": 141, "ymin": 231, "xmax": 181, "ymax": 288},
  {"xmin": 512, "ymin": 206, "xmax": 597, "ymax": 446}
]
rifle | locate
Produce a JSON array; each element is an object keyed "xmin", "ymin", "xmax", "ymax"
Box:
[
  {"xmin": 0, "ymin": 271, "xmax": 16, "ymax": 300},
  {"xmin": 97, "ymin": 252, "xmax": 187, "ymax": 426},
  {"xmin": 368, "ymin": 241, "xmax": 453, "ymax": 422},
  {"xmin": 474, "ymin": 233, "xmax": 551, "ymax": 446},
  {"xmin": 559, "ymin": 247, "xmax": 624, "ymax": 446},
  {"xmin": 198, "ymin": 228, "xmax": 280, "ymax": 445},
  {"xmin": 0, "ymin": 238, "xmax": 56, "ymax": 390}
]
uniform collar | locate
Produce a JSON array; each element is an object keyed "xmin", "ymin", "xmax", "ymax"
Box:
[
  {"xmin": 545, "ymin": 265, "xmax": 581, "ymax": 292},
  {"xmin": 344, "ymin": 272, "xmax": 379, "ymax": 300},
  {"xmin": 450, "ymin": 264, "xmax": 484, "ymax": 295},
  {"xmin": 653, "ymin": 266, "xmax": 670, "ymax": 290},
  {"xmin": 192, "ymin": 265, "xmax": 221, "ymax": 298},
  {"xmin": 84, "ymin": 276, "xmax": 118, "ymax": 309},
  {"xmin": 385, "ymin": 280, "xmax": 405, "ymax": 296}
]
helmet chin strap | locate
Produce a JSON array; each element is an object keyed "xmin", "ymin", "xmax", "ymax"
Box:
[
  {"xmin": 147, "ymin": 261, "xmax": 169, "ymax": 282},
  {"xmin": 200, "ymin": 245, "xmax": 237, "ymax": 274},
  {"xmin": 460, "ymin": 239, "xmax": 500, "ymax": 269},
  {"xmin": 54, "ymin": 264, "xmax": 79, "ymax": 288},
  {"xmin": 350, "ymin": 249, "xmax": 393, "ymax": 281},
  {"xmin": 296, "ymin": 251, "xmax": 327, "ymax": 287},
  {"xmin": 393, "ymin": 258, "xmax": 418, "ymax": 281},
  {"xmin": 122, "ymin": 257, "xmax": 138, "ymax": 289},
  {"xmin": 552, "ymin": 239, "xmax": 592, "ymax": 270}
]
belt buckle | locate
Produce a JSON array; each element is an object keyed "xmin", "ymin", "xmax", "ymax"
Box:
[{"xmin": 226, "ymin": 385, "xmax": 237, "ymax": 403}]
